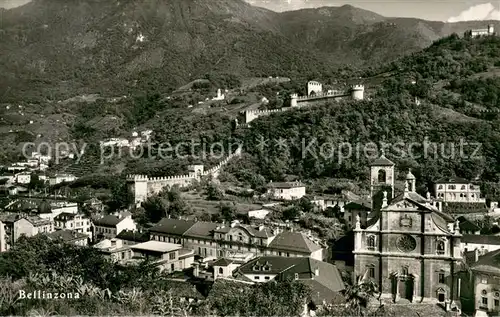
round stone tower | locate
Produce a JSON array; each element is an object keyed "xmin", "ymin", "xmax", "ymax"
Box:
[{"xmin": 351, "ymin": 85, "xmax": 365, "ymax": 101}]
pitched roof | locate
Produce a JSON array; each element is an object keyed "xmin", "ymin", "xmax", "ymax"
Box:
[
  {"xmin": 54, "ymin": 212, "xmax": 77, "ymax": 221},
  {"xmin": 149, "ymin": 218, "xmax": 196, "ymax": 236},
  {"xmin": 93, "ymin": 215, "xmax": 122, "ymax": 227},
  {"xmin": 268, "ymin": 231, "xmax": 322, "ymax": 253},
  {"xmin": 183, "ymin": 221, "xmax": 219, "ymax": 239},
  {"xmin": 236, "ymin": 256, "xmax": 345, "ymax": 304},
  {"xmin": 116, "ymin": 230, "xmax": 150, "ymax": 242},
  {"xmin": 47, "ymin": 230, "xmax": 87, "ymax": 242},
  {"xmin": 212, "ymin": 258, "xmax": 234, "ymax": 266},
  {"xmin": 462, "ymin": 234, "xmax": 500, "ymax": 246},
  {"xmin": 214, "ymin": 223, "xmax": 275, "ymax": 238},
  {"xmin": 237, "ymin": 256, "xmax": 306, "ymax": 275},
  {"xmin": 471, "ymin": 249, "xmax": 500, "ymax": 275},
  {"xmin": 268, "ymin": 181, "xmax": 305, "ymax": 189},
  {"xmin": 458, "ymin": 216, "xmax": 480, "ymax": 232},
  {"xmin": 435, "ymin": 177, "xmax": 470, "ymax": 184},
  {"xmin": 370, "ymin": 155, "xmax": 394, "ymax": 166}
]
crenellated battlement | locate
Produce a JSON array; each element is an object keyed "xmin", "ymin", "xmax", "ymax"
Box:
[
  {"xmin": 129, "ymin": 148, "xmax": 242, "ymax": 205},
  {"xmin": 246, "ymin": 108, "xmax": 285, "ymax": 115},
  {"xmin": 351, "ymin": 84, "xmax": 365, "ymax": 90}
]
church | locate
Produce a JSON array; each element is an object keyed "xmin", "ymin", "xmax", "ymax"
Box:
[{"xmin": 353, "ymin": 154, "xmax": 463, "ymax": 306}]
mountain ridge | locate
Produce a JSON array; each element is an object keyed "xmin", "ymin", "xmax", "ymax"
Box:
[{"xmin": 1, "ymin": 0, "xmax": 500, "ymax": 101}]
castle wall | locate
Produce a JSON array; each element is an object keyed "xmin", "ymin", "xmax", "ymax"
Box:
[{"xmin": 128, "ymin": 148, "xmax": 242, "ymax": 205}]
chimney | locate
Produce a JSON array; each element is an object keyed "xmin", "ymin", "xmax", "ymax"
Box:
[{"xmin": 259, "ymin": 224, "xmax": 265, "ymax": 231}]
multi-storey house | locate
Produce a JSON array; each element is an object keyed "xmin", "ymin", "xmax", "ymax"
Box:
[
  {"xmin": 129, "ymin": 241, "xmax": 195, "ymax": 273},
  {"xmin": 93, "ymin": 212, "xmax": 137, "ymax": 240},
  {"xmin": 54, "ymin": 212, "xmax": 92, "ymax": 239},
  {"xmin": 149, "ymin": 218, "xmax": 325, "ymax": 260}
]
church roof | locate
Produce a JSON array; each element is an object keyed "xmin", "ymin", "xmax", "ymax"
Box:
[
  {"xmin": 368, "ymin": 190, "xmax": 454, "ymax": 233},
  {"xmin": 370, "ymin": 155, "xmax": 394, "ymax": 167}
]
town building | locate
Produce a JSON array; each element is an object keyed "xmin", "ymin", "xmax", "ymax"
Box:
[
  {"xmin": 468, "ymin": 24, "xmax": 495, "ymax": 37},
  {"xmin": 47, "ymin": 229, "xmax": 88, "ymax": 246},
  {"xmin": 0, "ymin": 214, "xmax": 54, "ymax": 249},
  {"xmin": 53, "ymin": 212, "xmax": 92, "ymax": 239},
  {"xmin": 434, "ymin": 177, "xmax": 485, "ymax": 203},
  {"xmin": 93, "ymin": 238, "xmax": 133, "ymax": 263},
  {"xmin": 467, "ymin": 248, "xmax": 500, "ymax": 316},
  {"xmin": 92, "ymin": 211, "xmax": 137, "ymax": 240},
  {"xmin": 48, "ymin": 174, "xmax": 77, "ymax": 186},
  {"xmin": 461, "ymin": 235, "xmax": 500, "ymax": 255},
  {"xmin": 15, "ymin": 172, "xmax": 31, "ymax": 184},
  {"xmin": 0, "ymin": 221, "xmax": 6, "ymax": 252},
  {"xmin": 234, "ymin": 256, "xmax": 345, "ymax": 305},
  {"xmin": 354, "ymin": 166, "xmax": 463, "ymax": 307},
  {"xmin": 129, "ymin": 241, "xmax": 195, "ymax": 273},
  {"xmin": 115, "ymin": 229, "xmax": 150, "ymax": 246},
  {"xmin": 267, "ymin": 181, "xmax": 306, "ymax": 200},
  {"xmin": 213, "ymin": 258, "xmax": 244, "ymax": 280},
  {"xmin": 458, "ymin": 216, "xmax": 481, "ymax": 235},
  {"xmin": 149, "ymin": 219, "xmax": 326, "ymax": 261}
]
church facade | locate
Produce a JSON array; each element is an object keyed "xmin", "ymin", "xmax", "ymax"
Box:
[{"xmin": 354, "ymin": 157, "xmax": 463, "ymax": 306}]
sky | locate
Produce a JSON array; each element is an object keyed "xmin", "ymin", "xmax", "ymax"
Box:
[{"xmin": 1, "ymin": 0, "xmax": 500, "ymax": 22}]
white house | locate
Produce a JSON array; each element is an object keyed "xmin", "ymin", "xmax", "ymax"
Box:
[
  {"xmin": 94, "ymin": 238, "xmax": 133, "ymax": 263},
  {"xmin": 213, "ymin": 258, "xmax": 243, "ymax": 280},
  {"xmin": 247, "ymin": 209, "xmax": 271, "ymax": 220},
  {"xmin": 267, "ymin": 181, "xmax": 306, "ymax": 200},
  {"xmin": 434, "ymin": 177, "xmax": 485, "ymax": 203},
  {"xmin": 93, "ymin": 211, "xmax": 137, "ymax": 239},
  {"xmin": 15, "ymin": 173, "xmax": 31, "ymax": 184},
  {"xmin": 54, "ymin": 212, "xmax": 92, "ymax": 239},
  {"xmin": 130, "ymin": 241, "xmax": 195, "ymax": 273},
  {"xmin": 461, "ymin": 234, "xmax": 500, "ymax": 255},
  {"xmin": 49, "ymin": 174, "xmax": 77, "ymax": 186}
]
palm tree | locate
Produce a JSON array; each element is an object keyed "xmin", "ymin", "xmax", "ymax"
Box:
[{"xmin": 344, "ymin": 273, "xmax": 379, "ymax": 316}]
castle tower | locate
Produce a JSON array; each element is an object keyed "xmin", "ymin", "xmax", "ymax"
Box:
[
  {"xmin": 188, "ymin": 165, "xmax": 204, "ymax": 179},
  {"xmin": 290, "ymin": 93, "xmax": 298, "ymax": 107},
  {"xmin": 351, "ymin": 85, "xmax": 365, "ymax": 101},
  {"xmin": 307, "ymin": 81, "xmax": 323, "ymax": 96},
  {"xmin": 370, "ymin": 152, "xmax": 395, "ymax": 210},
  {"xmin": 127, "ymin": 175, "xmax": 149, "ymax": 207}
]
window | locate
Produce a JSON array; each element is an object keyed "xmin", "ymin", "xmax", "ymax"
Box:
[
  {"xmin": 368, "ymin": 266, "xmax": 375, "ymax": 278},
  {"xmin": 265, "ymin": 276, "xmax": 270, "ymax": 280},
  {"xmin": 436, "ymin": 241, "xmax": 445, "ymax": 255},
  {"xmin": 378, "ymin": 169, "xmax": 386, "ymax": 183},
  {"xmin": 482, "ymin": 290, "xmax": 488, "ymax": 296},
  {"xmin": 483, "ymin": 297, "xmax": 488, "ymax": 305},
  {"xmin": 495, "ymin": 292, "xmax": 500, "ymax": 298},
  {"xmin": 461, "ymin": 185, "xmax": 466, "ymax": 190},
  {"xmin": 254, "ymin": 276, "xmax": 260, "ymax": 280},
  {"xmin": 367, "ymin": 236, "xmax": 376, "ymax": 250},
  {"xmin": 218, "ymin": 268, "xmax": 223, "ymax": 274},
  {"xmin": 279, "ymin": 252, "xmax": 282, "ymax": 256},
  {"xmin": 438, "ymin": 273, "xmax": 445, "ymax": 284},
  {"xmin": 496, "ymin": 299, "xmax": 499, "ymax": 307},
  {"xmin": 438, "ymin": 185, "xmax": 443, "ymax": 190},
  {"xmin": 286, "ymin": 252, "xmax": 290, "ymax": 257},
  {"xmin": 169, "ymin": 253, "xmax": 176, "ymax": 260}
]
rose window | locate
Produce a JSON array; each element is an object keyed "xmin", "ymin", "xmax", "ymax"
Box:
[{"xmin": 397, "ymin": 234, "xmax": 417, "ymax": 252}]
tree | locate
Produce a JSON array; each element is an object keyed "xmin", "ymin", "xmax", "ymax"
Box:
[
  {"xmin": 282, "ymin": 206, "xmax": 301, "ymax": 221},
  {"xmin": 206, "ymin": 182, "xmax": 224, "ymax": 201},
  {"xmin": 344, "ymin": 275, "xmax": 379, "ymax": 316},
  {"xmin": 219, "ymin": 203, "xmax": 237, "ymax": 222},
  {"xmin": 28, "ymin": 174, "xmax": 45, "ymax": 192},
  {"xmin": 141, "ymin": 196, "xmax": 168, "ymax": 223}
]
